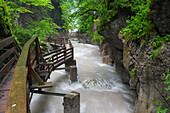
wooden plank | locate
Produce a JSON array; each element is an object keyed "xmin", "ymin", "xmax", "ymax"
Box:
[
  {"xmin": 66, "ymin": 47, "xmax": 73, "ymax": 51},
  {"xmin": 0, "ymin": 47, "xmax": 15, "ymax": 64},
  {"xmin": 31, "ymin": 82, "xmax": 52, "ymax": 89},
  {"xmin": 6, "ymin": 67, "xmax": 27, "ymax": 113},
  {"xmin": 0, "ymin": 37, "xmax": 13, "ymax": 49},
  {"xmin": 66, "ymin": 51, "xmax": 72, "ymax": 55},
  {"xmin": 0, "ymin": 65, "xmax": 15, "ymax": 86},
  {"xmin": 39, "ymin": 62, "xmax": 53, "ymax": 65},
  {"xmin": 66, "ymin": 53, "xmax": 73, "ymax": 58},
  {"xmin": 43, "ymin": 48, "xmax": 64, "ymax": 57},
  {"xmin": 0, "ymin": 57, "xmax": 16, "ymax": 78},
  {"xmin": 0, "ymin": 68, "xmax": 13, "ymax": 113},
  {"xmin": 16, "ymin": 45, "xmax": 29, "ymax": 67},
  {"xmin": 53, "ymin": 54, "xmax": 64, "ymax": 61}
]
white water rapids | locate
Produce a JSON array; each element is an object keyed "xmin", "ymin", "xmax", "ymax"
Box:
[{"xmin": 31, "ymin": 41, "xmax": 135, "ymax": 113}]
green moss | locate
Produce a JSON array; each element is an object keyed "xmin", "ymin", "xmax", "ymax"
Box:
[
  {"xmin": 125, "ymin": 47, "xmax": 130, "ymax": 53},
  {"xmin": 140, "ymin": 39, "xmax": 146, "ymax": 47},
  {"xmin": 129, "ymin": 68, "xmax": 136, "ymax": 77}
]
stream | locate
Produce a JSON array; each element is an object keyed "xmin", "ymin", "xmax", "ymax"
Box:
[{"xmin": 31, "ymin": 41, "xmax": 135, "ymax": 113}]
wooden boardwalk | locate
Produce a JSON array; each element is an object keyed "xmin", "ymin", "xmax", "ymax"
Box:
[
  {"xmin": 0, "ymin": 35, "xmax": 80, "ymax": 113},
  {"xmin": 0, "ymin": 37, "xmax": 21, "ymax": 113},
  {"xmin": 0, "ymin": 36, "xmax": 77, "ymax": 113},
  {"xmin": 0, "ymin": 68, "xmax": 14, "ymax": 113}
]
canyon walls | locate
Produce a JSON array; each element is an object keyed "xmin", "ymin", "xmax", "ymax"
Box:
[{"xmin": 79, "ymin": 0, "xmax": 170, "ymax": 112}]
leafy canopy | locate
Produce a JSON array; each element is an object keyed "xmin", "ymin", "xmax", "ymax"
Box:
[{"xmin": 0, "ymin": 0, "xmax": 60, "ymax": 45}]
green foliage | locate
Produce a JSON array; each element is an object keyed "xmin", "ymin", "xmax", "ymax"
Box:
[
  {"xmin": 129, "ymin": 68, "xmax": 136, "ymax": 77},
  {"xmin": 0, "ymin": 0, "xmax": 58, "ymax": 46},
  {"xmin": 120, "ymin": 0, "xmax": 154, "ymax": 40},
  {"xmin": 60, "ymin": 0, "xmax": 156, "ymax": 44},
  {"xmin": 163, "ymin": 68, "xmax": 170, "ymax": 100},
  {"xmin": 151, "ymin": 35, "xmax": 170, "ymax": 59},
  {"xmin": 140, "ymin": 39, "xmax": 146, "ymax": 47},
  {"xmin": 155, "ymin": 102, "xmax": 169, "ymax": 113},
  {"xmin": 60, "ymin": 0, "xmax": 123, "ymax": 43},
  {"xmin": 15, "ymin": 26, "xmax": 34, "ymax": 46},
  {"xmin": 92, "ymin": 31, "xmax": 105, "ymax": 45},
  {"xmin": 153, "ymin": 35, "xmax": 170, "ymax": 48},
  {"xmin": 150, "ymin": 46, "xmax": 162, "ymax": 59},
  {"xmin": 32, "ymin": 17, "xmax": 61, "ymax": 40},
  {"xmin": 155, "ymin": 68, "xmax": 170, "ymax": 113}
]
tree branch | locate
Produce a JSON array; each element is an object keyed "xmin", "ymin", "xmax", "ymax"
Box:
[{"xmin": 81, "ymin": 9, "xmax": 99, "ymax": 16}]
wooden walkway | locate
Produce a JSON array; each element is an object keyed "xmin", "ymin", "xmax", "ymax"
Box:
[
  {"xmin": 0, "ymin": 68, "xmax": 14, "ymax": 113},
  {"xmin": 0, "ymin": 36, "xmax": 77, "ymax": 113},
  {"xmin": 0, "ymin": 37, "xmax": 21, "ymax": 113}
]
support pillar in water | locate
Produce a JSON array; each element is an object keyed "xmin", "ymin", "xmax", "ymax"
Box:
[
  {"xmin": 70, "ymin": 65, "xmax": 78, "ymax": 82},
  {"xmin": 65, "ymin": 59, "xmax": 76, "ymax": 72},
  {"xmin": 64, "ymin": 91, "xmax": 80, "ymax": 113}
]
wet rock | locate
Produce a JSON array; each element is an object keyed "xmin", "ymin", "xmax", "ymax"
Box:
[
  {"xmin": 151, "ymin": 0, "xmax": 170, "ymax": 36},
  {"xmin": 103, "ymin": 55, "xmax": 112, "ymax": 65},
  {"xmin": 99, "ymin": 8, "xmax": 131, "ymax": 84},
  {"xmin": 129, "ymin": 75, "xmax": 138, "ymax": 90},
  {"xmin": 123, "ymin": 36, "xmax": 170, "ymax": 113},
  {"xmin": 82, "ymin": 78, "xmax": 112, "ymax": 89}
]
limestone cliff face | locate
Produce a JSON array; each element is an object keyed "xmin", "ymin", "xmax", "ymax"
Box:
[
  {"xmin": 151, "ymin": 0, "xmax": 170, "ymax": 36},
  {"xmin": 78, "ymin": 1, "xmax": 170, "ymax": 112},
  {"xmin": 100, "ymin": 8, "xmax": 131, "ymax": 83},
  {"xmin": 123, "ymin": 36, "xmax": 170, "ymax": 113},
  {"xmin": 99, "ymin": 0, "xmax": 170, "ymax": 112}
]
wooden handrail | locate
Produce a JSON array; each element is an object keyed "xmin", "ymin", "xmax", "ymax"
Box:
[
  {"xmin": 6, "ymin": 36, "xmax": 40, "ymax": 113},
  {"xmin": 6, "ymin": 36, "xmax": 74, "ymax": 113}
]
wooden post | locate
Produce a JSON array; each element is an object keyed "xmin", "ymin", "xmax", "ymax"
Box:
[
  {"xmin": 65, "ymin": 60, "xmax": 76, "ymax": 72},
  {"xmin": 69, "ymin": 65, "xmax": 77, "ymax": 82},
  {"xmin": 64, "ymin": 91, "xmax": 80, "ymax": 113}
]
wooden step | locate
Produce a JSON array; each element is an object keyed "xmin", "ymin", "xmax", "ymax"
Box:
[{"xmin": 31, "ymin": 82, "xmax": 53, "ymax": 89}]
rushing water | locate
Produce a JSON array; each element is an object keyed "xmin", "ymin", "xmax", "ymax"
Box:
[{"xmin": 31, "ymin": 41, "xmax": 135, "ymax": 113}]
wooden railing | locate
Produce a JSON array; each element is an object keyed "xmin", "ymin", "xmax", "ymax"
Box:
[
  {"xmin": 0, "ymin": 37, "xmax": 21, "ymax": 85},
  {"xmin": 6, "ymin": 36, "xmax": 46, "ymax": 113},
  {"xmin": 6, "ymin": 37, "xmax": 74, "ymax": 113},
  {"xmin": 42, "ymin": 40, "xmax": 73, "ymax": 72}
]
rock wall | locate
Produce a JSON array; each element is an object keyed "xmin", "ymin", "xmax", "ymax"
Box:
[
  {"xmin": 78, "ymin": 1, "xmax": 170, "ymax": 112},
  {"xmin": 99, "ymin": 0, "xmax": 170, "ymax": 113},
  {"xmin": 79, "ymin": 33, "xmax": 99, "ymax": 45},
  {"xmin": 151, "ymin": 0, "xmax": 170, "ymax": 36},
  {"xmin": 123, "ymin": 36, "xmax": 170, "ymax": 113},
  {"xmin": 100, "ymin": 7, "xmax": 131, "ymax": 83}
]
